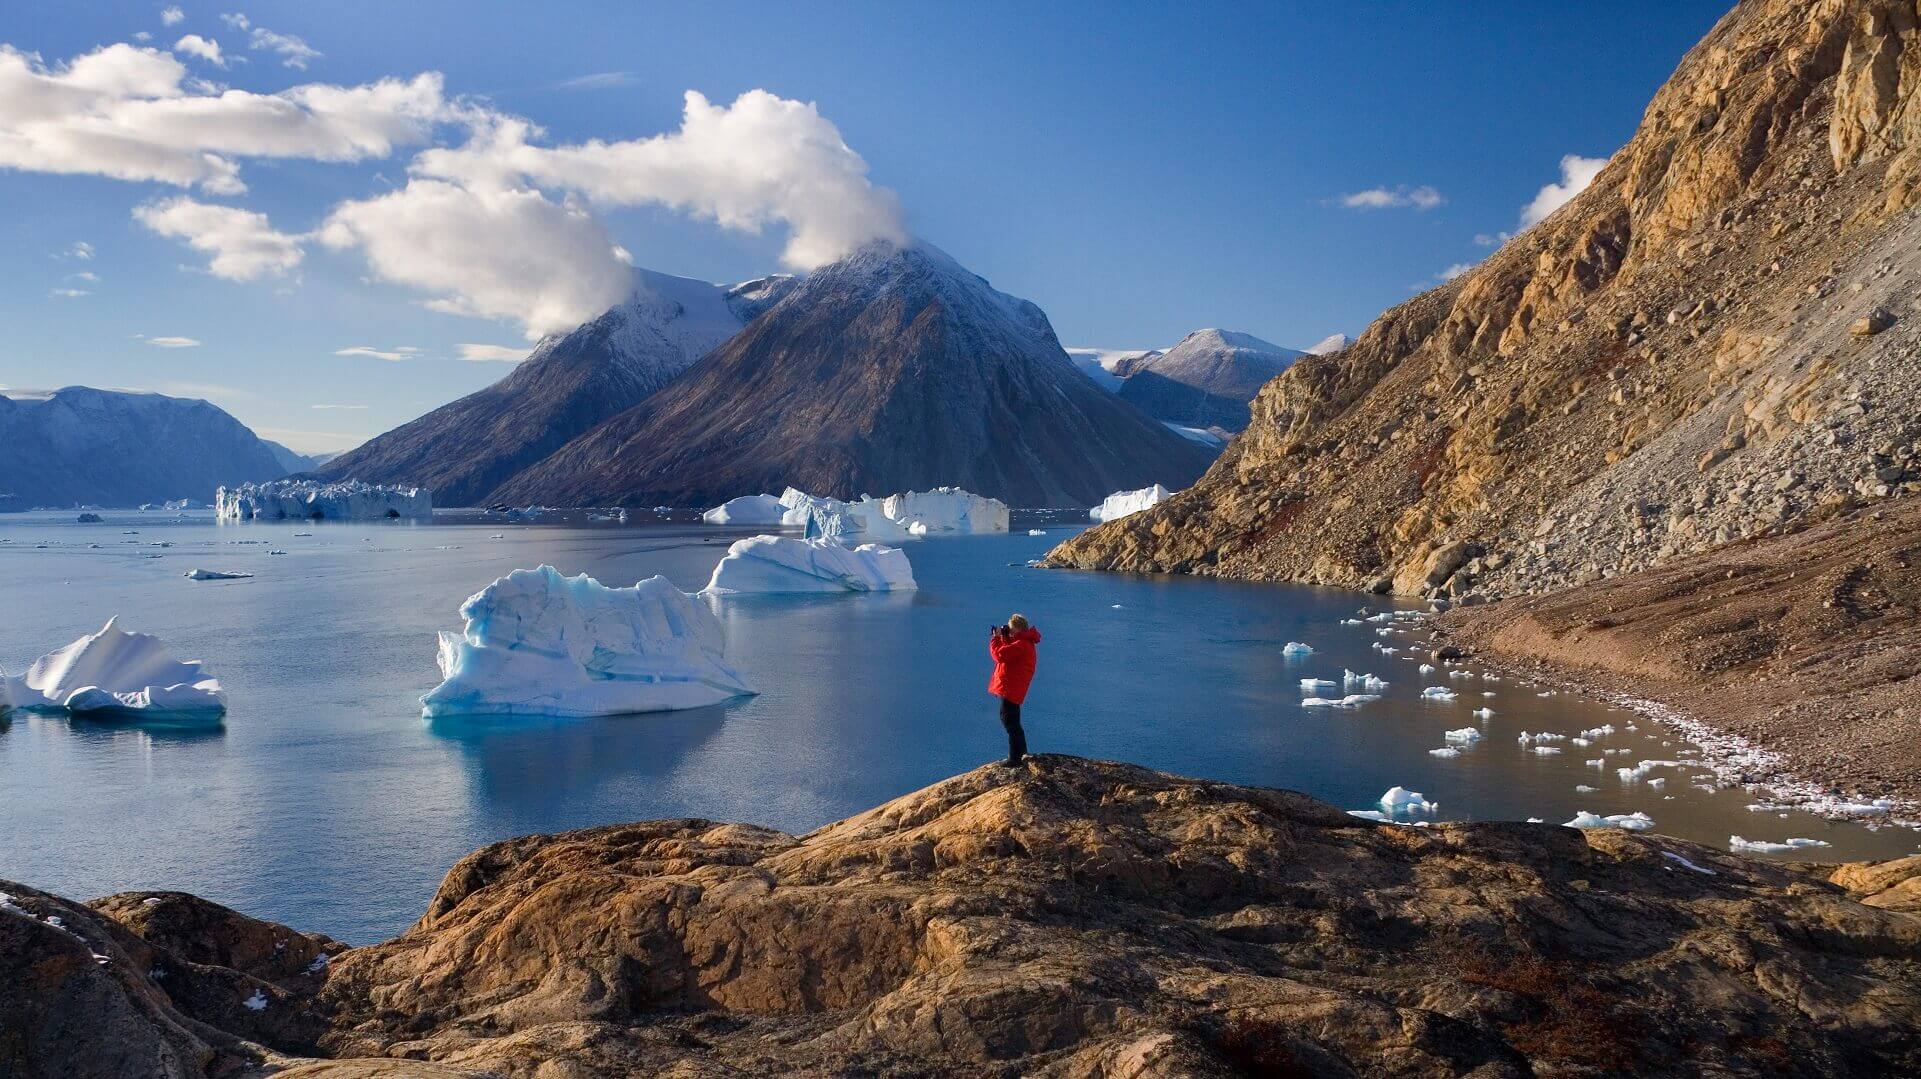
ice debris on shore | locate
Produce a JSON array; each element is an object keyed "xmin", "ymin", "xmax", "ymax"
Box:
[
  {"xmin": 1564, "ymin": 811, "xmax": 1655, "ymax": 831},
  {"xmin": 1729, "ymin": 835, "xmax": 1833, "ymax": 853},
  {"xmin": 217, "ymin": 480, "xmax": 431, "ymax": 522},
  {"xmin": 421, "ymin": 565, "xmax": 755, "ymax": 719},
  {"xmin": 702, "ymin": 536, "xmax": 916, "ymax": 595},
  {"xmin": 4, "ymin": 619, "xmax": 226, "ymax": 717},
  {"xmin": 1379, "ymin": 786, "xmax": 1438, "ymax": 814},
  {"xmin": 1090, "ymin": 484, "xmax": 1174, "ymax": 523}
]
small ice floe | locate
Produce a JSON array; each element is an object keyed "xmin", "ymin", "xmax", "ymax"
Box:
[
  {"xmin": 1110, "ymin": 604, "xmax": 1124, "ymax": 609},
  {"xmin": 267, "ymin": 549, "xmax": 287, "ymax": 556},
  {"xmin": 1379, "ymin": 786, "xmax": 1438, "ymax": 814},
  {"xmin": 1832, "ymin": 800, "xmax": 1893, "ymax": 817},
  {"xmin": 1531, "ymin": 746, "xmax": 1563, "ymax": 755},
  {"xmin": 1447, "ymin": 668, "xmax": 1472, "ymax": 679},
  {"xmin": 489, "ymin": 533, "xmax": 504, "ymax": 539},
  {"xmin": 1419, "ymin": 663, "xmax": 1436, "ymax": 675},
  {"xmin": 1343, "ymin": 670, "xmax": 1388, "ymax": 692},
  {"xmin": 1516, "ymin": 731, "xmax": 1565, "ymax": 744},
  {"xmin": 1282, "ymin": 642, "xmax": 1314, "ymax": 656},
  {"xmin": 243, "ymin": 990, "xmax": 268, "ymax": 1011},
  {"xmin": 1575, "ymin": 784, "xmax": 1598, "ymax": 793},
  {"xmin": 1571, "ymin": 738, "xmax": 1591, "ymax": 747},
  {"xmin": 1526, "ymin": 817, "xmax": 1545, "ymax": 824},
  {"xmin": 1301, "ymin": 694, "xmax": 1379, "ymax": 708},
  {"xmin": 1420, "ymin": 686, "xmax": 1457, "ymax": 702},
  {"xmin": 1300, "ymin": 678, "xmax": 1338, "ymax": 691},
  {"xmin": 1662, "ymin": 851, "xmax": 1717, "ymax": 876},
  {"xmin": 1579, "ymin": 725, "xmax": 1616, "ymax": 739},
  {"xmin": 1617, "ymin": 760, "xmax": 1680, "ymax": 782},
  {"xmin": 293, "ymin": 531, "xmax": 313, "ymax": 537},
  {"xmin": 1341, "ymin": 618, "xmax": 1362, "ymax": 626},
  {"xmin": 1429, "ymin": 747, "xmax": 1460, "ymax": 758},
  {"xmin": 1606, "ymin": 748, "xmax": 1631, "ymax": 756},
  {"xmin": 1730, "ymin": 835, "xmax": 1833, "ymax": 854},
  {"xmin": 1027, "ymin": 529, "xmax": 1047, "ymax": 536},
  {"xmin": 1471, "ymin": 707, "xmax": 1494, "ymax": 719},
  {"xmin": 1443, "ymin": 727, "xmax": 1482, "ymax": 743},
  {"xmin": 1647, "ymin": 778, "xmax": 1667, "ymax": 789},
  {"xmin": 183, "ymin": 569, "xmax": 251, "ymax": 581},
  {"xmin": 1536, "ymin": 690, "xmax": 1556, "ymax": 697},
  {"xmin": 1564, "ymin": 811, "xmax": 1655, "ymax": 831}
]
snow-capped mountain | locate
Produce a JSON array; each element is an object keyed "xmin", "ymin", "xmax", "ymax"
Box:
[
  {"xmin": 0, "ymin": 386, "xmax": 293, "ymax": 506},
  {"xmin": 316, "ymin": 267, "xmax": 793, "ymax": 505},
  {"xmin": 492, "ymin": 241, "xmax": 1216, "ymax": 508},
  {"xmin": 1305, "ymin": 333, "xmax": 1351, "ymax": 355},
  {"xmin": 1107, "ymin": 328, "xmax": 1301, "ymax": 433},
  {"xmin": 1064, "ymin": 347, "xmax": 1161, "ymax": 393}
]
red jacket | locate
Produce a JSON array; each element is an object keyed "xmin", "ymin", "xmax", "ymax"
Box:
[{"xmin": 988, "ymin": 627, "xmax": 1041, "ymax": 704}]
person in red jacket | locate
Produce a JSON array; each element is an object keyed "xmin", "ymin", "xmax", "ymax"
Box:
[{"xmin": 987, "ymin": 614, "xmax": 1040, "ymax": 766}]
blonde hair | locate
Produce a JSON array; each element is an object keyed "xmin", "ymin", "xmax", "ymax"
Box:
[{"xmin": 1007, "ymin": 613, "xmax": 1030, "ymax": 630}]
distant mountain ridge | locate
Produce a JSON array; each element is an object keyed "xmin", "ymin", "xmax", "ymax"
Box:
[
  {"xmin": 0, "ymin": 386, "xmax": 293, "ymax": 506},
  {"xmin": 491, "ymin": 241, "xmax": 1215, "ymax": 508},
  {"xmin": 1113, "ymin": 328, "xmax": 1301, "ymax": 433},
  {"xmin": 316, "ymin": 268, "xmax": 795, "ymax": 505}
]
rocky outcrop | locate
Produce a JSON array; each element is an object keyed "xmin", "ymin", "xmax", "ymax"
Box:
[
  {"xmin": 1048, "ymin": 0, "xmax": 1921, "ymax": 602},
  {"xmin": 8, "ymin": 757, "xmax": 1921, "ymax": 1076}
]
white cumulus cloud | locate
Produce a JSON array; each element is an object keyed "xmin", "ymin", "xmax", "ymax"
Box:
[
  {"xmin": 413, "ymin": 89, "xmax": 906, "ymax": 269},
  {"xmin": 172, "ymin": 34, "xmax": 226, "ymax": 67},
  {"xmin": 1339, "ymin": 185, "xmax": 1444, "ymax": 211},
  {"xmin": 458, "ymin": 342, "xmax": 531, "ymax": 363},
  {"xmin": 0, "ymin": 44, "xmax": 472, "ymax": 193},
  {"xmin": 161, "ymin": 7, "xmax": 185, "ymax": 26},
  {"xmin": 1520, "ymin": 154, "xmax": 1608, "ymax": 228},
  {"xmin": 133, "ymin": 196, "xmax": 303, "ymax": 279},
  {"xmin": 318, "ymin": 179, "xmax": 635, "ymax": 338}
]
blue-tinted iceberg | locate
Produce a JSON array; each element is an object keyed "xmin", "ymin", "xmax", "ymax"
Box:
[
  {"xmin": 5, "ymin": 618, "xmax": 226, "ymax": 717},
  {"xmin": 777, "ymin": 488, "xmax": 912, "ymax": 543},
  {"xmin": 704, "ymin": 536, "xmax": 916, "ymax": 595},
  {"xmin": 702, "ymin": 494, "xmax": 786, "ymax": 525},
  {"xmin": 217, "ymin": 479, "xmax": 432, "ymax": 521},
  {"xmin": 422, "ymin": 565, "xmax": 754, "ymax": 719},
  {"xmin": 881, "ymin": 487, "xmax": 1010, "ymax": 534}
]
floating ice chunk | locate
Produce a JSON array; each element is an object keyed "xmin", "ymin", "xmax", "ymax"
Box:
[
  {"xmin": 702, "ymin": 494, "xmax": 787, "ymax": 526},
  {"xmin": 1647, "ymin": 778, "xmax": 1666, "ymax": 789},
  {"xmin": 1420, "ymin": 687, "xmax": 1457, "ymax": 702},
  {"xmin": 489, "ymin": 533, "xmax": 504, "ymax": 540},
  {"xmin": 1443, "ymin": 727, "xmax": 1482, "ymax": 743},
  {"xmin": 1663, "ymin": 851, "xmax": 1717, "ymax": 875},
  {"xmin": 1027, "ymin": 529, "xmax": 1048, "ymax": 536},
  {"xmin": 1379, "ymin": 786, "xmax": 1437, "ymax": 814},
  {"xmin": 1571, "ymin": 737, "xmax": 1591, "ymax": 747},
  {"xmin": 1090, "ymin": 484, "xmax": 1175, "ymax": 523},
  {"xmin": 5, "ymin": 619, "xmax": 226, "ymax": 718},
  {"xmin": 1301, "ymin": 694, "xmax": 1379, "ymax": 708},
  {"xmin": 1530, "ymin": 746, "xmax": 1562, "ymax": 755},
  {"xmin": 1729, "ymin": 835, "xmax": 1833, "ymax": 853},
  {"xmin": 1300, "ymin": 678, "xmax": 1337, "ymax": 691},
  {"xmin": 882, "ymin": 487, "xmax": 1010, "ymax": 534},
  {"xmin": 183, "ymin": 569, "xmax": 252, "ymax": 581},
  {"xmin": 1282, "ymin": 642, "xmax": 1313, "ymax": 656},
  {"xmin": 1831, "ymin": 800, "xmax": 1892, "ymax": 817},
  {"xmin": 1472, "ymin": 707, "xmax": 1494, "ymax": 719},
  {"xmin": 217, "ymin": 479, "xmax": 431, "ymax": 521},
  {"xmin": 1575, "ymin": 784, "xmax": 1598, "ymax": 793},
  {"xmin": 1419, "ymin": 663, "xmax": 1436, "ymax": 675},
  {"xmin": 1341, "ymin": 618, "xmax": 1362, "ymax": 625},
  {"xmin": 1516, "ymin": 731, "xmax": 1565, "ymax": 744},
  {"xmin": 421, "ymin": 566, "xmax": 755, "ymax": 719},
  {"xmin": 1429, "ymin": 747, "xmax": 1460, "ymax": 758},
  {"xmin": 702, "ymin": 536, "xmax": 916, "ymax": 595},
  {"xmin": 1586, "ymin": 759, "xmax": 1606, "ymax": 768},
  {"xmin": 1564, "ymin": 811, "xmax": 1655, "ymax": 831},
  {"xmin": 1578, "ymin": 725, "xmax": 1616, "ymax": 739}
]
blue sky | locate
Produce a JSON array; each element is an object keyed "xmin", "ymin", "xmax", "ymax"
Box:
[{"xmin": 0, "ymin": 1, "xmax": 1729, "ymax": 453}]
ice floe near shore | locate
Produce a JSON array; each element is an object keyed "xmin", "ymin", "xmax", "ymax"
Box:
[
  {"xmin": 217, "ymin": 480, "xmax": 432, "ymax": 522},
  {"xmin": 4, "ymin": 619, "xmax": 226, "ymax": 717},
  {"xmin": 1564, "ymin": 811, "xmax": 1655, "ymax": 831},
  {"xmin": 703, "ymin": 536, "xmax": 916, "ymax": 594},
  {"xmin": 1090, "ymin": 484, "xmax": 1174, "ymax": 523},
  {"xmin": 421, "ymin": 565, "xmax": 755, "ymax": 719},
  {"xmin": 1729, "ymin": 835, "xmax": 1832, "ymax": 854}
]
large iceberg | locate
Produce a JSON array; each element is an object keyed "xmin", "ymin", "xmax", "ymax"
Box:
[
  {"xmin": 879, "ymin": 487, "xmax": 1009, "ymax": 534},
  {"xmin": 703, "ymin": 536, "xmax": 917, "ymax": 595},
  {"xmin": 4, "ymin": 618, "xmax": 226, "ymax": 717},
  {"xmin": 217, "ymin": 479, "xmax": 433, "ymax": 522},
  {"xmin": 1090, "ymin": 484, "xmax": 1175, "ymax": 523},
  {"xmin": 702, "ymin": 494, "xmax": 787, "ymax": 526},
  {"xmin": 421, "ymin": 565, "xmax": 755, "ymax": 719},
  {"xmin": 778, "ymin": 488, "xmax": 911, "ymax": 543}
]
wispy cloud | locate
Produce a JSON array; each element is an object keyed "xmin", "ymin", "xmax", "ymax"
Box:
[
  {"xmin": 333, "ymin": 345, "xmax": 421, "ymax": 361},
  {"xmin": 457, "ymin": 342, "xmax": 531, "ymax": 363},
  {"xmin": 555, "ymin": 71, "xmax": 640, "ymax": 91},
  {"xmin": 1520, "ymin": 154, "xmax": 1608, "ymax": 228},
  {"xmin": 68, "ymin": 270, "xmax": 100, "ymax": 283},
  {"xmin": 49, "ymin": 287, "xmax": 90, "ymax": 298},
  {"xmin": 1438, "ymin": 262, "xmax": 1475, "ymax": 282},
  {"xmin": 247, "ymin": 26, "xmax": 320, "ymax": 69},
  {"xmin": 145, "ymin": 335, "xmax": 202, "ymax": 348},
  {"xmin": 1338, "ymin": 185, "xmax": 1444, "ymax": 211},
  {"xmin": 173, "ymin": 34, "xmax": 226, "ymax": 67},
  {"xmin": 58, "ymin": 240, "xmax": 95, "ymax": 261},
  {"xmin": 161, "ymin": 6, "xmax": 185, "ymax": 26},
  {"xmin": 311, "ymin": 403, "xmax": 368, "ymax": 410}
]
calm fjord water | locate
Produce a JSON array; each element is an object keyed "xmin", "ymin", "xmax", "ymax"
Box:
[{"xmin": 2, "ymin": 509, "xmax": 1912, "ymax": 942}]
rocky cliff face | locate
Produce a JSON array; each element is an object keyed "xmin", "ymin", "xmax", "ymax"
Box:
[
  {"xmin": 314, "ymin": 268, "xmax": 786, "ymax": 507},
  {"xmin": 7, "ymin": 758, "xmax": 1921, "ymax": 1077},
  {"xmin": 1050, "ymin": 0, "xmax": 1921, "ymax": 601},
  {"xmin": 493, "ymin": 242, "xmax": 1214, "ymax": 509},
  {"xmin": 0, "ymin": 387, "xmax": 292, "ymax": 507}
]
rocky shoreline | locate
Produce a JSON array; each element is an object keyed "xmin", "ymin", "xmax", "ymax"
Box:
[{"xmin": 7, "ymin": 756, "xmax": 1921, "ymax": 1077}]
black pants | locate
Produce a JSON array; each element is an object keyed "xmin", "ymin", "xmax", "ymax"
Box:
[{"xmin": 998, "ymin": 697, "xmax": 1027, "ymax": 764}]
